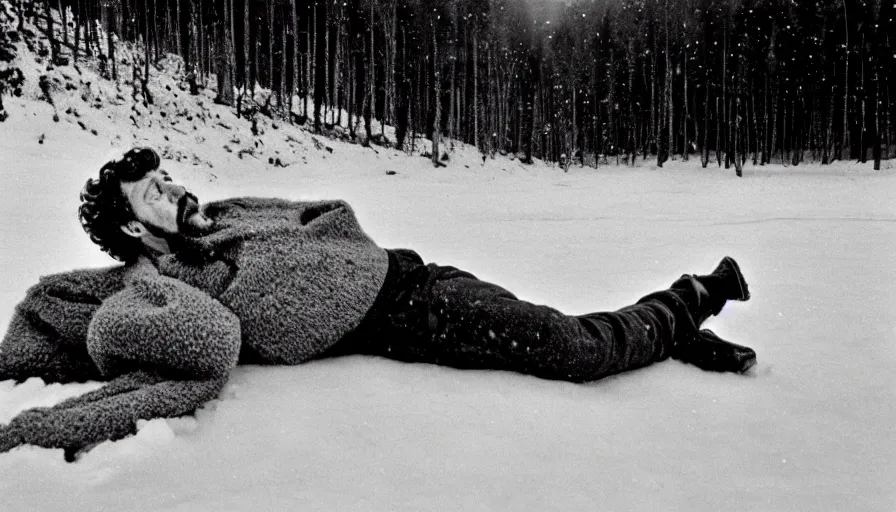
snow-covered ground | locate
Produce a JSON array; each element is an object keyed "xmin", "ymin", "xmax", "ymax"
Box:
[{"xmin": 2, "ymin": 12, "xmax": 895, "ymax": 512}]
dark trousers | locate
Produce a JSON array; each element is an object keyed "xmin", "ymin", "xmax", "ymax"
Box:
[{"xmin": 324, "ymin": 249, "xmax": 698, "ymax": 382}]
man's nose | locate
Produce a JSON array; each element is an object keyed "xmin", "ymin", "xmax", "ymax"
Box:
[{"xmin": 162, "ymin": 182, "xmax": 186, "ymax": 200}]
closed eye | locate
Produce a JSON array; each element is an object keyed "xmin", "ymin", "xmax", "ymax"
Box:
[
  {"xmin": 151, "ymin": 182, "xmax": 163, "ymax": 199},
  {"xmin": 143, "ymin": 180, "xmax": 162, "ymax": 201}
]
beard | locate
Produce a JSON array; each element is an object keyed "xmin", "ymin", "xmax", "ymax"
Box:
[{"xmin": 140, "ymin": 192, "xmax": 212, "ymax": 253}]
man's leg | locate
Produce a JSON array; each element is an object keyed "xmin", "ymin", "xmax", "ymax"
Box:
[{"xmin": 345, "ymin": 257, "xmax": 752, "ymax": 382}]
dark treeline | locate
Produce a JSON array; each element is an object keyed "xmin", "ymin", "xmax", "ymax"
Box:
[{"xmin": 19, "ymin": 0, "xmax": 896, "ymax": 171}]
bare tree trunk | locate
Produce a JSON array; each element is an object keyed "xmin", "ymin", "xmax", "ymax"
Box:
[
  {"xmin": 369, "ymin": 0, "xmax": 376, "ymax": 138},
  {"xmin": 722, "ymin": 19, "xmax": 728, "ymax": 168},
  {"xmin": 187, "ymin": 0, "xmax": 199, "ymax": 75},
  {"xmin": 58, "ymin": 0, "xmax": 69, "ymax": 46},
  {"xmin": 391, "ymin": 1, "xmax": 398, "ymax": 127},
  {"xmin": 762, "ymin": 74, "xmax": 768, "ymax": 164},
  {"xmin": 268, "ymin": 0, "xmax": 274, "ymax": 100},
  {"xmin": 197, "ymin": 0, "xmax": 205, "ymax": 82},
  {"xmin": 608, "ymin": 47, "xmax": 615, "ymax": 162},
  {"xmin": 215, "ymin": 9, "xmax": 234, "ymax": 106},
  {"xmin": 860, "ymin": 32, "xmax": 866, "ymax": 163},
  {"xmin": 456, "ymin": 17, "xmax": 462, "ymax": 145},
  {"xmin": 234, "ymin": 0, "xmax": 244, "ymax": 114},
  {"xmin": 571, "ymin": 86, "xmax": 577, "ymax": 168},
  {"xmin": 91, "ymin": 1, "xmax": 100, "ymax": 56},
  {"xmin": 651, "ymin": 27, "xmax": 657, "ymax": 155},
  {"xmin": 886, "ymin": 55, "xmax": 892, "ymax": 161},
  {"xmin": 771, "ymin": 82, "xmax": 779, "ymax": 163},
  {"xmin": 292, "ymin": 0, "xmax": 301, "ymax": 120},
  {"xmin": 874, "ymin": 62, "xmax": 881, "ymax": 170},
  {"xmin": 175, "ymin": 0, "xmax": 182, "ymax": 58},
  {"xmin": 683, "ymin": 33, "xmax": 689, "ymax": 161},
  {"xmin": 74, "ymin": 0, "xmax": 81, "ymax": 63},
  {"xmin": 702, "ymin": 82, "xmax": 709, "ymax": 168},
  {"xmin": 783, "ymin": 98, "xmax": 789, "ymax": 164},
  {"xmin": 841, "ymin": 1, "xmax": 849, "ymax": 160},
  {"xmin": 305, "ymin": 2, "xmax": 312, "ymax": 117},
  {"xmin": 361, "ymin": 0, "xmax": 372, "ymax": 140},
  {"xmin": 233, "ymin": 0, "xmax": 236, "ymax": 104},
  {"xmin": 164, "ymin": 0, "xmax": 173, "ymax": 57},
  {"xmin": 734, "ymin": 46, "xmax": 743, "ymax": 176},
  {"xmin": 734, "ymin": 97, "xmax": 743, "ymax": 176},
  {"xmin": 313, "ymin": 0, "xmax": 325, "ymax": 131},
  {"xmin": 81, "ymin": 0, "xmax": 90, "ymax": 56},
  {"xmin": 447, "ymin": 5, "xmax": 456, "ymax": 148},
  {"xmin": 492, "ymin": 49, "xmax": 498, "ymax": 156},
  {"xmin": 243, "ymin": 0, "xmax": 250, "ymax": 100},
  {"xmin": 627, "ymin": 40, "xmax": 637, "ymax": 165},
  {"xmin": 716, "ymin": 95, "xmax": 721, "ymax": 166},
  {"xmin": 792, "ymin": 98, "xmax": 800, "ymax": 165},
  {"xmin": 333, "ymin": 4, "xmax": 342, "ymax": 126},
  {"xmin": 323, "ymin": 2, "xmax": 330, "ymax": 123},
  {"xmin": 107, "ymin": 0, "xmax": 118, "ymax": 80},
  {"xmin": 347, "ymin": 31, "xmax": 355, "ymax": 138},
  {"xmin": 749, "ymin": 88, "xmax": 759, "ymax": 165},
  {"xmin": 43, "ymin": 0, "xmax": 59, "ymax": 63},
  {"xmin": 665, "ymin": 0, "xmax": 673, "ymax": 163},
  {"xmin": 142, "ymin": 1, "xmax": 153, "ymax": 104},
  {"xmin": 280, "ymin": 3, "xmax": 288, "ymax": 114},
  {"xmin": 432, "ymin": 23, "xmax": 441, "ymax": 166},
  {"xmin": 152, "ymin": 0, "xmax": 158, "ymax": 61},
  {"xmin": 824, "ymin": 68, "xmax": 835, "ymax": 164},
  {"xmin": 473, "ymin": 30, "xmax": 479, "ymax": 152}
]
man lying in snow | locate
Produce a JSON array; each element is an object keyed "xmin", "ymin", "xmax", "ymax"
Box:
[{"xmin": 0, "ymin": 147, "xmax": 756, "ymax": 459}]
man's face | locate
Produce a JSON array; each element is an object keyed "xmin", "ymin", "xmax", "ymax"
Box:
[
  {"xmin": 119, "ymin": 168, "xmax": 213, "ymax": 252},
  {"xmin": 120, "ymin": 169, "xmax": 189, "ymax": 235}
]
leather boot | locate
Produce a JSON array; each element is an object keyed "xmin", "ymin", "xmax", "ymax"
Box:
[
  {"xmin": 674, "ymin": 329, "xmax": 757, "ymax": 374},
  {"xmin": 686, "ymin": 256, "xmax": 751, "ymax": 325},
  {"xmin": 697, "ymin": 256, "xmax": 750, "ymax": 304}
]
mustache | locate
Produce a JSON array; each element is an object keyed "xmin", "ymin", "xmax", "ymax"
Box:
[{"xmin": 176, "ymin": 192, "xmax": 207, "ymax": 236}]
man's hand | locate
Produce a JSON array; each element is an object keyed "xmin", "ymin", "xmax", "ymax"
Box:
[
  {"xmin": 0, "ymin": 407, "xmax": 52, "ymax": 454},
  {"xmin": 0, "ymin": 421, "xmax": 25, "ymax": 454}
]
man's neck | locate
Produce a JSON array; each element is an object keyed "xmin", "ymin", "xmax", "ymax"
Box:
[{"xmin": 141, "ymin": 234, "xmax": 172, "ymax": 257}]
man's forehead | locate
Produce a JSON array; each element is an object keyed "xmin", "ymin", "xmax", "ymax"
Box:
[{"xmin": 120, "ymin": 169, "xmax": 164, "ymax": 195}]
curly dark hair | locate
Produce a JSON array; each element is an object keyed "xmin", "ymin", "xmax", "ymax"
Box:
[{"xmin": 79, "ymin": 147, "xmax": 162, "ymax": 262}]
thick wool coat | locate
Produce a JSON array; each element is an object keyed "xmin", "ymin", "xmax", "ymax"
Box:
[{"xmin": 0, "ymin": 198, "xmax": 388, "ymax": 456}]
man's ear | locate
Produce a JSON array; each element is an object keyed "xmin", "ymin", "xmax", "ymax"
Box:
[{"xmin": 120, "ymin": 220, "xmax": 147, "ymax": 238}]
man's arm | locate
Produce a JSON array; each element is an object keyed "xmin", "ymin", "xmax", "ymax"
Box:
[
  {"xmin": 1, "ymin": 258, "xmax": 242, "ymax": 457},
  {"xmin": 86, "ymin": 257, "xmax": 243, "ymax": 380},
  {"xmin": 0, "ymin": 311, "xmax": 100, "ymax": 383},
  {"xmin": 0, "ymin": 372, "xmax": 227, "ymax": 458},
  {"xmin": 0, "ymin": 266, "xmax": 126, "ymax": 383}
]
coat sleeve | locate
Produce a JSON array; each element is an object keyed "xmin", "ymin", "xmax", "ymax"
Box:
[
  {"xmin": 0, "ymin": 258, "xmax": 242, "ymax": 457},
  {"xmin": 0, "ymin": 311, "xmax": 100, "ymax": 384},
  {"xmin": 0, "ymin": 372, "xmax": 227, "ymax": 458},
  {"xmin": 0, "ymin": 266, "xmax": 125, "ymax": 384}
]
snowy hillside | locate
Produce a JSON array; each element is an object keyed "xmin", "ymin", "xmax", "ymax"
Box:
[{"xmin": 1, "ymin": 7, "xmax": 895, "ymax": 512}]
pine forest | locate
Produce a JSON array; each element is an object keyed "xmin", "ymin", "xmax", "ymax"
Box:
[{"xmin": 3, "ymin": 0, "xmax": 895, "ymax": 172}]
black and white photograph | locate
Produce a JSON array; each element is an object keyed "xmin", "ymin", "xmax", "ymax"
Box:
[{"xmin": 0, "ymin": 0, "xmax": 893, "ymax": 509}]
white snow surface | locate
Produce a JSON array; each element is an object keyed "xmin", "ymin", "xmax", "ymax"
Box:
[{"xmin": 1, "ymin": 24, "xmax": 895, "ymax": 512}]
